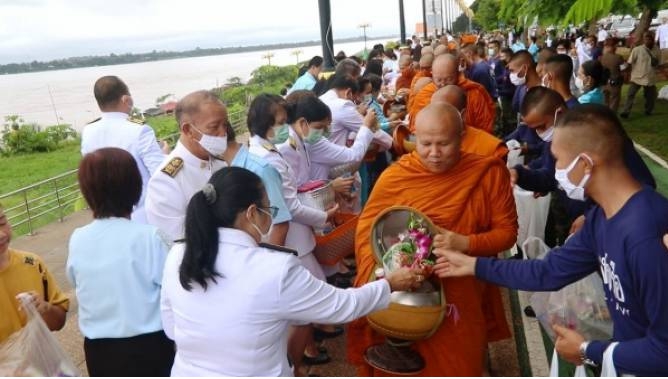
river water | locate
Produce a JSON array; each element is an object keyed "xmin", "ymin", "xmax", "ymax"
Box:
[{"xmin": 0, "ymin": 38, "xmax": 393, "ymax": 131}]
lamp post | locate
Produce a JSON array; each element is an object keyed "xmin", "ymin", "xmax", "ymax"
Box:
[
  {"xmin": 291, "ymin": 49, "xmax": 303, "ymax": 64},
  {"xmin": 262, "ymin": 52, "xmax": 274, "ymax": 66},
  {"xmin": 358, "ymin": 22, "xmax": 370, "ymax": 58}
]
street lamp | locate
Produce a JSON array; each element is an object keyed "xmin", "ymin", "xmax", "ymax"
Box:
[
  {"xmin": 291, "ymin": 49, "xmax": 303, "ymax": 64},
  {"xmin": 358, "ymin": 22, "xmax": 371, "ymax": 58},
  {"xmin": 262, "ymin": 52, "xmax": 274, "ymax": 66}
]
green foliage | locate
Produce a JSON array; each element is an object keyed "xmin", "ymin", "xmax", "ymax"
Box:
[
  {"xmin": 453, "ymin": 14, "xmax": 475, "ymax": 33},
  {"xmin": 146, "ymin": 114, "xmax": 178, "ymax": 140},
  {"xmin": 472, "ymin": 0, "xmax": 502, "ymax": 31},
  {"xmin": 1, "ymin": 116, "xmax": 78, "ymax": 155},
  {"xmin": 248, "ymin": 65, "xmax": 298, "ymax": 87}
]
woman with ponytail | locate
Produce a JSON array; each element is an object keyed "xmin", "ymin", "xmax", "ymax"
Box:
[{"xmin": 160, "ymin": 167, "xmax": 423, "ymax": 376}]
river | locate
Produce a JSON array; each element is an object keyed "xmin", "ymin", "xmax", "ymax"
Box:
[{"xmin": 0, "ymin": 38, "xmax": 394, "ymax": 131}]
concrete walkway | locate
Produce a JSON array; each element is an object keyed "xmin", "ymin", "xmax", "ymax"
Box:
[{"xmin": 12, "ymin": 210, "xmax": 531, "ymax": 377}]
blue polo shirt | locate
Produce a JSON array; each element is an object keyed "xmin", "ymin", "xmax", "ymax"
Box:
[
  {"xmin": 232, "ymin": 144, "xmax": 291, "ymax": 224},
  {"xmin": 288, "ymin": 72, "xmax": 317, "ymax": 94},
  {"xmin": 578, "ymin": 87, "xmax": 605, "ymax": 105}
]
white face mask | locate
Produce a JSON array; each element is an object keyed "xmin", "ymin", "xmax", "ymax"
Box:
[
  {"xmin": 537, "ymin": 126, "xmax": 554, "ymax": 142},
  {"xmin": 487, "ymin": 48, "xmax": 496, "ymax": 58},
  {"xmin": 557, "ymin": 49, "xmax": 567, "ymax": 55},
  {"xmin": 248, "ymin": 207, "xmax": 272, "ymax": 241},
  {"xmin": 554, "ymin": 154, "xmax": 593, "ymax": 201},
  {"xmin": 541, "ymin": 74, "xmax": 551, "ymax": 88},
  {"xmin": 458, "ymin": 62, "xmax": 467, "ymax": 72},
  {"xmin": 575, "ymin": 76, "xmax": 585, "ymax": 91},
  {"xmin": 509, "ymin": 65, "xmax": 527, "ymax": 86},
  {"xmin": 193, "ymin": 126, "xmax": 227, "ymax": 157}
]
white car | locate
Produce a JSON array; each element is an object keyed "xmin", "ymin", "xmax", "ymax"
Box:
[{"xmin": 608, "ymin": 17, "xmax": 637, "ymax": 39}]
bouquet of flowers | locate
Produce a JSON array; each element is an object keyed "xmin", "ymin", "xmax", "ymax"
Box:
[{"xmin": 381, "ymin": 213, "xmax": 436, "ymax": 275}]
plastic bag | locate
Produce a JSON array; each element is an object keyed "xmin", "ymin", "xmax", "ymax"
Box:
[
  {"xmin": 600, "ymin": 342, "xmax": 619, "ymax": 377},
  {"xmin": 549, "ymin": 349, "xmax": 587, "ymax": 377},
  {"xmin": 531, "ymin": 273, "xmax": 613, "ymax": 342},
  {"xmin": 521, "ymin": 236, "xmax": 551, "ymax": 260},
  {"xmin": 506, "ymin": 139, "xmax": 523, "ymax": 168},
  {"xmin": 0, "ymin": 293, "xmax": 79, "ymax": 376}
]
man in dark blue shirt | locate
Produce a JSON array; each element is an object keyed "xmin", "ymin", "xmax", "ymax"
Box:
[
  {"xmin": 462, "ymin": 44, "xmax": 498, "ymax": 100},
  {"xmin": 543, "ymin": 54, "xmax": 580, "ymax": 108},
  {"xmin": 433, "ymin": 104, "xmax": 668, "ymax": 376}
]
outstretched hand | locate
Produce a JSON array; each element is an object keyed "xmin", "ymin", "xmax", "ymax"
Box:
[{"xmin": 431, "ymin": 250, "xmax": 477, "ymax": 278}]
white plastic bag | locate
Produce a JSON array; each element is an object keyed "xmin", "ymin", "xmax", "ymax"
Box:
[
  {"xmin": 530, "ymin": 273, "xmax": 613, "ymax": 342},
  {"xmin": 0, "ymin": 293, "xmax": 78, "ymax": 376},
  {"xmin": 549, "ymin": 348, "xmax": 587, "ymax": 377},
  {"xmin": 600, "ymin": 342, "xmax": 619, "ymax": 377},
  {"xmin": 514, "ymin": 189, "xmax": 551, "ymax": 247},
  {"xmin": 506, "ymin": 139, "xmax": 523, "ymax": 168},
  {"xmin": 521, "ymin": 236, "xmax": 551, "ymax": 260}
]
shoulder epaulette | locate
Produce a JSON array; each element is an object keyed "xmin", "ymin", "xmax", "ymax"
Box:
[
  {"xmin": 86, "ymin": 117, "xmax": 101, "ymax": 125},
  {"xmin": 128, "ymin": 117, "xmax": 146, "ymax": 125},
  {"xmin": 288, "ymin": 137, "xmax": 297, "ymax": 150},
  {"xmin": 161, "ymin": 157, "xmax": 184, "ymax": 177},
  {"xmin": 23, "ymin": 255, "xmax": 36, "ymax": 266},
  {"xmin": 261, "ymin": 142, "xmax": 278, "ymax": 153},
  {"xmin": 258, "ymin": 242, "xmax": 298, "ymax": 256}
]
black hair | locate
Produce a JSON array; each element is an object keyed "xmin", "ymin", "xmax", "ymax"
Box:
[
  {"xmin": 581, "ymin": 59, "xmax": 609, "ymax": 89},
  {"xmin": 364, "ymin": 59, "xmax": 384, "ymax": 77},
  {"xmin": 520, "ymin": 86, "xmax": 565, "ymax": 117},
  {"xmin": 180, "ymin": 167, "xmax": 265, "ymax": 291},
  {"xmin": 330, "ymin": 74, "xmax": 359, "ymax": 92},
  {"xmin": 546, "ymin": 54, "xmax": 574, "ymax": 81},
  {"xmin": 308, "ymin": 56, "xmax": 323, "ymax": 68},
  {"xmin": 365, "ymin": 73, "xmax": 383, "ymax": 92},
  {"xmin": 247, "ymin": 93, "xmax": 286, "ymax": 138},
  {"xmin": 367, "ymin": 48, "xmax": 384, "ymax": 61},
  {"xmin": 286, "ymin": 95, "xmax": 331, "ymax": 124},
  {"xmin": 356, "ymin": 76, "xmax": 371, "ymax": 96},
  {"xmin": 555, "ymin": 39, "xmax": 571, "ymax": 50},
  {"xmin": 93, "ymin": 76, "xmax": 129, "ymax": 109}
]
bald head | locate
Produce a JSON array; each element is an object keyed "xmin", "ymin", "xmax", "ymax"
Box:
[
  {"xmin": 399, "ymin": 54, "xmax": 412, "ymax": 69},
  {"xmin": 432, "ymin": 54, "xmax": 459, "ymax": 88},
  {"xmin": 431, "ymin": 85, "xmax": 466, "ymax": 111},
  {"xmin": 416, "ymin": 103, "xmax": 463, "ymax": 135},
  {"xmin": 510, "ymin": 50, "xmax": 536, "ymax": 68},
  {"xmin": 419, "ymin": 53, "xmax": 434, "ymax": 69},
  {"xmin": 433, "ymin": 44, "xmax": 448, "ymax": 56},
  {"xmin": 175, "ymin": 90, "xmax": 225, "ymax": 126},
  {"xmin": 421, "ymin": 46, "xmax": 434, "ymax": 56},
  {"xmin": 415, "ymin": 103, "xmax": 463, "ymax": 173},
  {"xmin": 553, "ymin": 104, "xmax": 625, "ymax": 165}
]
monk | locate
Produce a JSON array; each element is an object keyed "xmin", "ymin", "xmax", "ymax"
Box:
[
  {"xmin": 409, "ymin": 53, "xmax": 434, "ymax": 90},
  {"xmin": 409, "ymin": 54, "xmax": 496, "ymax": 133},
  {"xmin": 433, "ymin": 44, "xmax": 448, "ymax": 56},
  {"xmin": 348, "ymin": 103, "xmax": 518, "ymax": 376},
  {"xmin": 432, "ymin": 85, "xmax": 508, "ymax": 160},
  {"xmin": 395, "ymin": 54, "xmax": 416, "ymax": 91},
  {"xmin": 406, "ymin": 76, "xmax": 433, "ymax": 118}
]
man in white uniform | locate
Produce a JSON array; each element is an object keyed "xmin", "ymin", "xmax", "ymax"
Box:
[
  {"xmin": 145, "ymin": 90, "xmax": 228, "ymax": 242},
  {"xmin": 81, "ymin": 76, "xmax": 167, "ymax": 223}
]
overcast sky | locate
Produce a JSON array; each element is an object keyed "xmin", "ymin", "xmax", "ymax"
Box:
[{"xmin": 0, "ymin": 0, "xmax": 473, "ymax": 64}]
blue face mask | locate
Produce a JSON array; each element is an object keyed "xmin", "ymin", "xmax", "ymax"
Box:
[
  {"xmin": 270, "ymin": 123, "xmax": 289, "ymax": 144},
  {"xmin": 304, "ymin": 125, "xmax": 324, "ymax": 144}
]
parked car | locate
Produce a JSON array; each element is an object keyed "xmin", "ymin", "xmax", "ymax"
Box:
[{"xmin": 608, "ymin": 17, "xmax": 637, "ymax": 39}]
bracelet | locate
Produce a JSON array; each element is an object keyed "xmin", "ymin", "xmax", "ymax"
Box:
[{"xmin": 579, "ymin": 341, "xmax": 597, "ymax": 367}]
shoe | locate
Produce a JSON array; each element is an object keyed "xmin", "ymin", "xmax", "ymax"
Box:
[
  {"xmin": 314, "ymin": 326, "xmax": 344, "ymax": 341},
  {"xmin": 620, "ymin": 112, "xmax": 629, "ymax": 119},
  {"xmin": 302, "ymin": 351, "xmax": 331, "ymax": 365}
]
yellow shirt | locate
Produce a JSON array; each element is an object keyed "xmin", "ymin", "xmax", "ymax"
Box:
[{"xmin": 0, "ymin": 249, "xmax": 69, "ymax": 342}]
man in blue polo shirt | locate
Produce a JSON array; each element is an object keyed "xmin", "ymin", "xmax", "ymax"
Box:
[
  {"xmin": 221, "ymin": 123, "xmax": 291, "ymax": 245},
  {"xmin": 434, "ymin": 104, "xmax": 668, "ymax": 376},
  {"xmin": 288, "ymin": 56, "xmax": 323, "ymax": 94}
]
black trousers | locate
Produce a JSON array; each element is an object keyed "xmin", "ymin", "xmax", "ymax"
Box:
[{"xmin": 84, "ymin": 330, "xmax": 175, "ymax": 377}]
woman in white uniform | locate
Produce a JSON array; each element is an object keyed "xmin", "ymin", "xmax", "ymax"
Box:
[{"xmin": 160, "ymin": 167, "xmax": 422, "ymax": 376}]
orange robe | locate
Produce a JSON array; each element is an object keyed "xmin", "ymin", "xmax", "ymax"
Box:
[
  {"xmin": 395, "ymin": 67, "xmax": 416, "ymax": 91},
  {"xmin": 347, "ymin": 152, "xmax": 517, "ymax": 376},
  {"xmin": 408, "ymin": 69, "xmax": 432, "ymax": 94},
  {"xmin": 407, "ymin": 82, "xmax": 437, "ymax": 133},
  {"xmin": 459, "ymin": 76, "xmax": 496, "ymax": 134},
  {"xmin": 462, "ymin": 125, "xmax": 508, "ymax": 161}
]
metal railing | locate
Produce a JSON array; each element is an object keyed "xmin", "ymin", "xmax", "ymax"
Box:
[
  {"xmin": 0, "ymin": 169, "xmax": 81, "ymax": 235},
  {"xmin": 0, "ymin": 108, "xmax": 249, "ymax": 236}
]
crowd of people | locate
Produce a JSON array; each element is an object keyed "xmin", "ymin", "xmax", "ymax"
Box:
[{"xmin": 1, "ymin": 24, "xmax": 668, "ymax": 377}]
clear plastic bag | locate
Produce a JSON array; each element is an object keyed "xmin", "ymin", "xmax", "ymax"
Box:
[
  {"xmin": 530, "ymin": 273, "xmax": 613, "ymax": 342},
  {"xmin": 0, "ymin": 293, "xmax": 79, "ymax": 376}
]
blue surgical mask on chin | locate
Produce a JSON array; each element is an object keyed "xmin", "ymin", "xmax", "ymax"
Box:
[
  {"xmin": 554, "ymin": 154, "xmax": 593, "ymax": 201},
  {"xmin": 270, "ymin": 123, "xmax": 290, "ymax": 144}
]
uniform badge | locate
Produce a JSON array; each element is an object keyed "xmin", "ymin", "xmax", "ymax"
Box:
[
  {"xmin": 128, "ymin": 116, "xmax": 146, "ymax": 125},
  {"xmin": 288, "ymin": 137, "xmax": 297, "ymax": 150},
  {"xmin": 261, "ymin": 142, "xmax": 278, "ymax": 153},
  {"xmin": 24, "ymin": 256, "xmax": 35, "ymax": 266},
  {"xmin": 161, "ymin": 157, "xmax": 184, "ymax": 177}
]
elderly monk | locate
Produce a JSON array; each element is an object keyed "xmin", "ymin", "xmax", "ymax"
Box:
[
  {"xmin": 395, "ymin": 54, "xmax": 416, "ymax": 91},
  {"xmin": 348, "ymin": 103, "xmax": 518, "ymax": 376},
  {"xmin": 432, "ymin": 85, "xmax": 508, "ymax": 160},
  {"xmin": 409, "ymin": 53, "xmax": 434, "ymax": 90},
  {"xmin": 406, "ymin": 76, "xmax": 433, "ymax": 117},
  {"xmin": 409, "ymin": 54, "xmax": 496, "ymax": 133},
  {"xmin": 433, "ymin": 44, "xmax": 448, "ymax": 56}
]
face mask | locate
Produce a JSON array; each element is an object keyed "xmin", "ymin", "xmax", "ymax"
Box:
[
  {"xmin": 363, "ymin": 94, "xmax": 373, "ymax": 104},
  {"xmin": 554, "ymin": 154, "xmax": 593, "ymax": 201},
  {"xmin": 271, "ymin": 123, "xmax": 290, "ymax": 144},
  {"xmin": 193, "ymin": 125, "xmax": 227, "ymax": 157},
  {"xmin": 509, "ymin": 66, "xmax": 527, "ymax": 86},
  {"xmin": 541, "ymin": 74, "xmax": 551, "ymax": 88},
  {"xmin": 323, "ymin": 128, "xmax": 331, "ymax": 138},
  {"xmin": 248, "ymin": 207, "xmax": 272, "ymax": 241},
  {"xmin": 304, "ymin": 124, "xmax": 324, "ymax": 144},
  {"xmin": 458, "ymin": 62, "xmax": 467, "ymax": 72},
  {"xmin": 557, "ymin": 49, "xmax": 567, "ymax": 55},
  {"xmin": 487, "ymin": 48, "xmax": 496, "ymax": 58},
  {"xmin": 575, "ymin": 77, "xmax": 585, "ymax": 91},
  {"xmin": 537, "ymin": 126, "xmax": 554, "ymax": 142}
]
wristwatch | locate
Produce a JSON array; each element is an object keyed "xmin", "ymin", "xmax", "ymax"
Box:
[{"xmin": 579, "ymin": 341, "xmax": 597, "ymax": 367}]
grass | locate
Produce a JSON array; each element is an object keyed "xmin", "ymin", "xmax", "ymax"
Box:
[{"xmin": 620, "ymin": 80, "xmax": 668, "ymax": 161}]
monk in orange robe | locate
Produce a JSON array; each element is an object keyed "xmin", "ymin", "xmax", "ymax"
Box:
[
  {"xmin": 347, "ymin": 103, "xmax": 518, "ymax": 376},
  {"xmin": 432, "ymin": 85, "xmax": 508, "ymax": 161},
  {"xmin": 395, "ymin": 55, "xmax": 416, "ymax": 91},
  {"xmin": 406, "ymin": 77, "xmax": 433, "ymax": 120},
  {"xmin": 408, "ymin": 53, "xmax": 434, "ymax": 91}
]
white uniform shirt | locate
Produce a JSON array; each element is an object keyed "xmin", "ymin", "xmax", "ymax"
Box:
[
  {"xmin": 161, "ymin": 228, "xmax": 390, "ymax": 377},
  {"xmin": 307, "ymin": 126, "xmax": 374, "ymax": 180},
  {"xmin": 145, "ymin": 141, "xmax": 226, "ymax": 242},
  {"xmin": 656, "ymin": 23, "xmax": 668, "ymax": 49},
  {"xmin": 80, "ymin": 112, "xmax": 166, "ymax": 223},
  {"xmin": 277, "ymin": 127, "xmax": 311, "ymax": 187},
  {"xmin": 248, "ymin": 135, "xmax": 326, "ymax": 256},
  {"xmin": 319, "ymin": 89, "xmax": 394, "ymax": 149}
]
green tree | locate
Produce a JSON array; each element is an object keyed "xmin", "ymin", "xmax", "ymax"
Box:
[
  {"xmin": 155, "ymin": 93, "xmax": 174, "ymax": 107},
  {"xmin": 472, "ymin": 0, "xmax": 502, "ymax": 31}
]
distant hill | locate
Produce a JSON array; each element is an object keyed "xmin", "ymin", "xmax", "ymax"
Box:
[{"xmin": 0, "ymin": 35, "xmax": 398, "ymax": 75}]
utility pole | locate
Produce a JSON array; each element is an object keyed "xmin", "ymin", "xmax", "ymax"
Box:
[
  {"xmin": 291, "ymin": 49, "xmax": 303, "ymax": 64},
  {"xmin": 359, "ymin": 23, "xmax": 370, "ymax": 58},
  {"xmin": 399, "ymin": 0, "xmax": 406, "ymax": 44},
  {"xmin": 262, "ymin": 52, "xmax": 274, "ymax": 66},
  {"xmin": 421, "ymin": 0, "xmax": 428, "ymax": 40},
  {"xmin": 318, "ymin": 0, "xmax": 335, "ymax": 70}
]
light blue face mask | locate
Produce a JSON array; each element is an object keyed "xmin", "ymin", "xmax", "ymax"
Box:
[
  {"xmin": 270, "ymin": 123, "xmax": 290, "ymax": 144},
  {"xmin": 304, "ymin": 121, "xmax": 325, "ymax": 144}
]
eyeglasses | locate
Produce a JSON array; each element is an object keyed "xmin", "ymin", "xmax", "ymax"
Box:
[{"xmin": 257, "ymin": 206, "xmax": 279, "ymax": 218}]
